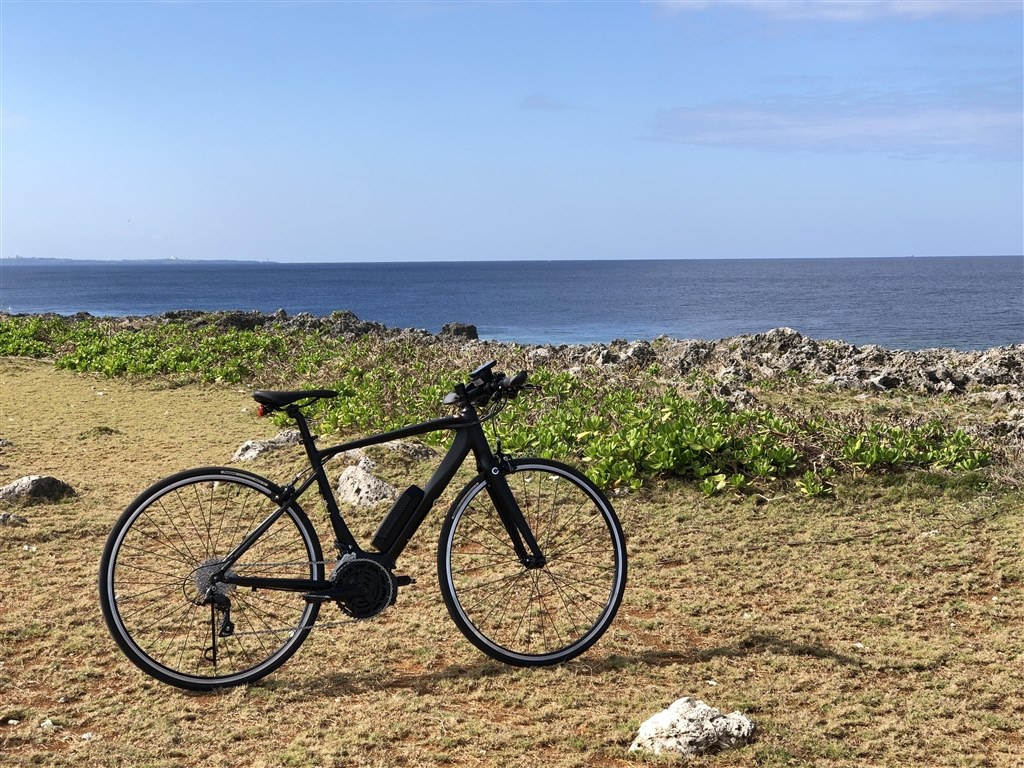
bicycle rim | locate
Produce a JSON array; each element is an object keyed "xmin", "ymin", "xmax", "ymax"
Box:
[
  {"xmin": 439, "ymin": 460, "xmax": 626, "ymax": 666},
  {"xmin": 100, "ymin": 469, "xmax": 323, "ymax": 689}
]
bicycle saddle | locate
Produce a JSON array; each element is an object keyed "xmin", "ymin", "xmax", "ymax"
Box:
[{"xmin": 252, "ymin": 389, "xmax": 339, "ymax": 409}]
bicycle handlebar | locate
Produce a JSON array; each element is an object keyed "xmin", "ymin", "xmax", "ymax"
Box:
[
  {"xmin": 252, "ymin": 362, "xmax": 530, "ymax": 418},
  {"xmin": 443, "ymin": 363, "xmax": 531, "ymax": 408}
]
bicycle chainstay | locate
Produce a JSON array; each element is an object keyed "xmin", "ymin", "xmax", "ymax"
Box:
[{"xmin": 210, "ymin": 557, "xmax": 397, "ymax": 637}]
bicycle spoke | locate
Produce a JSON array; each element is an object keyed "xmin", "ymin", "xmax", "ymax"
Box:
[{"xmin": 135, "ymin": 507, "xmax": 200, "ymax": 566}]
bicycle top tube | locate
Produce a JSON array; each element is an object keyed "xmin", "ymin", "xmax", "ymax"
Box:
[{"xmin": 317, "ymin": 414, "xmax": 469, "ymax": 463}]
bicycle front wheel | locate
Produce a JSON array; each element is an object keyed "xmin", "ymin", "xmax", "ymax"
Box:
[
  {"xmin": 438, "ymin": 458, "xmax": 627, "ymax": 666},
  {"xmin": 99, "ymin": 467, "xmax": 324, "ymax": 690}
]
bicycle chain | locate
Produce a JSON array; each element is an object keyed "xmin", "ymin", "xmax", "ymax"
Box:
[
  {"xmin": 227, "ymin": 616, "xmax": 360, "ymax": 638},
  {"xmin": 228, "ymin": 557, "xmax": 336, "ymax": 570},
  {"xmin": 221, "ymin": 557, "xmax": 388, "ymax": 637}
]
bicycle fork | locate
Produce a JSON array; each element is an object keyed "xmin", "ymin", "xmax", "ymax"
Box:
[
  {"xmin": 484, "ymin": 465, "xmax": 547, "ymax": 569},
  {"xmin": 460, "ymin": 411, "xmax": 547, "ymax": 569}
]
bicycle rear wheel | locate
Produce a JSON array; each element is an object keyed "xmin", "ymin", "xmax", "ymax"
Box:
[
  {"xmin": 99, "ymin": 467, "xmax": 323, "ymax": 690},
  {"xmin": 438, "ymin": 458, "xmax": 627, "ymax": 666}
]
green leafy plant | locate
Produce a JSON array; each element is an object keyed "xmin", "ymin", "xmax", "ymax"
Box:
[
  {"xmin": 840, "ymin": 422, "xmax": 989, "ymax": 473},
  {"xmin": 0, "ymin": 314, "xmax": 992, "ymax": 492},
  {"xmin": 795, "ymin": 468, "xmax": 836, "ymax": 498}
]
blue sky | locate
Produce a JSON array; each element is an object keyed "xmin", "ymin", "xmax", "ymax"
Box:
[{"xmin": 2, "ymin": 0, "xmax": 1021, "ymax": 262}]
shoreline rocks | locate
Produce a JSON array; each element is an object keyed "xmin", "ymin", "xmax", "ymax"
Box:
[
  {"xmin": 5, "ymin": 310, "xmax": 1022, "ymax": 395},
  {"xmin": 643, "ymin": 327, "xmax": 1024, "ymax": 395}
]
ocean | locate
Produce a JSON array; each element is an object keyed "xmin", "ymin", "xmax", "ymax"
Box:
[{"xmin": 1, "ymin": 256, "xmax": 1021, "ymax": 350}]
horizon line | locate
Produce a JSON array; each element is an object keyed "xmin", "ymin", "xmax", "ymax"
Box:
[{"xmin": 2, "ymin": 254, "xmax": 1021, "ymax": 265}]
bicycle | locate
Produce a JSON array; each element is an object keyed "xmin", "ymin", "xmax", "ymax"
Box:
[{"xmin": 99, "ymin": 361, "xmax": 628, "ymax": 690}]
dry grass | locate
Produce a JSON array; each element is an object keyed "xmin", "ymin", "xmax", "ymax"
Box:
[{"xmin": 1, "ymin": 358, "xmax": 1022, "ymax": 767}]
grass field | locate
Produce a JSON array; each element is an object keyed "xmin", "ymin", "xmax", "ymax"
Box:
[{"xmin": 1, "ymin": 357, "xmax": 1021, "ymax": 767}]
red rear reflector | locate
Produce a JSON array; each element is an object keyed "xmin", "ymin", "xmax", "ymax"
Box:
[{"xmin": 256, "ymin": 404, "xmax": 267, "ymax": 418}]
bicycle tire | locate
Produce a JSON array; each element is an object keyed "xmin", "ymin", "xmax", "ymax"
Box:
[
  {"xmin": 438, "ymin": 458, "xmax": 627, "ymax": 666},
  {"xmin": 99, "ymin": 467, "xmax": 324, "ymax": 690}
]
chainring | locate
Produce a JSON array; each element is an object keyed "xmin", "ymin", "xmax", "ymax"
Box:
[{"xmin": 331, "ymin": 558, "xmax": 395, "ymax": 619}]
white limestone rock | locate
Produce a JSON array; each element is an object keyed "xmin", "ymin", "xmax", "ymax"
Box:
[
  {"xmin": 629, "ymin": 697, "xmax": 755, "ymax": 757},
  {"xmin": 336, "ymin": 464, "xmax": 396, "ymax": 507},
  {"xmin": 232, "ymin": 430, "xmax": 302, "ymax": 462},
  {"xmin": 384, "ymin": 440, "xmax": 437, "ymax": 462}
]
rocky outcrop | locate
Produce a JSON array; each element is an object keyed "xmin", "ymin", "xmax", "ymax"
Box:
[
  {"xmin": 581, "ymin": 327, "xmax": 1024, "ymax": 395},
  {"xmin": 629, "ymin": 697, "xmax": 756, "ymax": 757},
  {"xmin": 439, "ymin": 322, "xmax": 479, "ymax": 341}
]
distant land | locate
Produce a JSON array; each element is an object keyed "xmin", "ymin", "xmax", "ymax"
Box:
[{"xmin": 0, "ymin": 256, "xmax": 271, "ymax": 266}]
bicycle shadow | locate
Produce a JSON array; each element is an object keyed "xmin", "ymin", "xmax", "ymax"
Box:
[
  {"xmin": 596, "ymin": 631, "xmax": 864, "ymax": 671},
  {"xmin": 271, "ymin": 631, "xmax": 862, "ymax": 699}
]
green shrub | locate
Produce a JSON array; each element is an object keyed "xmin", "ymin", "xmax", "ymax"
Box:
[{"xmin": 0, "ymin": 314, "xmax": 992, "ymax": 491}]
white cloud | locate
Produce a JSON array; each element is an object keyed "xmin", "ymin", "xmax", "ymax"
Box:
[
  {"xmin": 651, "ymin": 78, "xmax": 1023, "ymax": 160},
  {"xmin": 1, "ymin": 109, "xmax": 30, "ymax": 132},
  {"xmin": 653, "ymin": 1, "xmax": 1021, "ymax": 22},
  {"xmin": 520, "ymin": 94, "xmax": 579, "ymax": 112}
]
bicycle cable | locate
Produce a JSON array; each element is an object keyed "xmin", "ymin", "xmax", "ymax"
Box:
[{"xmin": 227, "ymin": 614, "xmax": 362, "ymax": 637}]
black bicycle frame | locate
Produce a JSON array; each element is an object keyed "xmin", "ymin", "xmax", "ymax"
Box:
[{"xmin": 214, "ymin": 401, "xmax": 544, "ymax": 596}]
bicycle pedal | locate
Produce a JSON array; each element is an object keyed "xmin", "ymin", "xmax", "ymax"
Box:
[
  {"xmin": 395, "ymin": 575, "xmax": 415, "ymax": 588},
  {"xmin": 302, "ymin": 592, "xmax": 335, "ymax": 604}
]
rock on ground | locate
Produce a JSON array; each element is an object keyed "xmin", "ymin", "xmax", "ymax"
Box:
[
  {"xmin": 232, "ymin": 430, "xmax": 302, "ymax": 462},
  {"xmin": 0, "ymin": 475, "xmax": 76, "ymax": 504},
  {"xmin": 629, "ymin": 697, "xmax": 756, "ymax": 757},
  {"xmin": 336, "ymin": 461, "xmax": 397, "ymax": 507}
]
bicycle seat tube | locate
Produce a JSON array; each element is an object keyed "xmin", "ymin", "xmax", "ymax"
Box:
[{"xmin": 287, "ymin": 404, "xmax": 362, "ymax": 552}]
